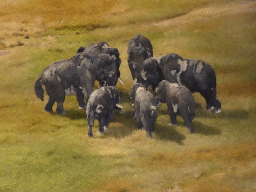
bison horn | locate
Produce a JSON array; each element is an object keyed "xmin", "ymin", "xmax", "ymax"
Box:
[
  {"xmin": 116, "ymin": 104, "xmax": 123, "ymax": 108},
  {"xmin": 109, "ymin": 71, "xmax": 115, "ymax": 77},
  {"xmin": 141, "ymin": 70, "xmax": 147, "ymax": 80},
  {"xmin": 118, "ymin": 78, "xmax": 124, "ymax": 85}
]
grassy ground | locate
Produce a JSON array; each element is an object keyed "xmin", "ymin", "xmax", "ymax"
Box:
[{"xmin": 0, "ymin": 0, "xmax": 256, "ymax": 191}]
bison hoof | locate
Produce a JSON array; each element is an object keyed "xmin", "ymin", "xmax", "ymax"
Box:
[
  {"xmin": 44, "ymin": 108, "xmax": 53, "ymax": 113},
  {"xmin": 208, "ymin": 106, "xmax": 221, "ymax": 114},
  {"xmin": 79, "ymin": 105, "xmax": 87, "ymax": 110},
  {"xmin": 56, "ymin": 108, "xmax": 66, "ymax": 116},
  {"xmin": 104, "ymin": 126, "xmax": 109, "ymax": 132},
  {"xmin": 98, "ymin": 131, "xmax": 104, "ymax": 135},
  {"xmin": 213, "ymin": 108, "xmax": 221, "ymax": 114},
  {"xmin": 87, "ymin": 133, "xmax": 93, "ymax": 137},
  {"xmin": 190, "ymin": 129, "xmax": 195, "ymax": 134},
  {"xmin": 147, "ymin": 132, "xmax": 152, "ymax": 139},
  {"xmin": 57, "ymin": 110, "xmax": 66, "ymax": 116}
]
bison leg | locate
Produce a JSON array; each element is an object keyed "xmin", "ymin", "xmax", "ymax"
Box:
[
  {"xmin": 104, "ymin": 110, "xmax": 114, "ymax": 131},
  {"xmin": 134, "ymin": 103, "xmax": 143, "ymax": 129},
  {"xmin": 194, "ymin": 73, "xmax": 221, "ymax": 113},
  {"xmin": 128, "ymin": 62, "xmax": 136, "ymax": 80},
  {"xmin": 146, "ymin": 131, "xmax": 152, "ymax": 139},
  {"xmin": 44, "ymin": 97, "xmax": 55, "ymax": 113},
  {"xmin": 200, "ymin": 90, "xmax": 215, "ymax": 109},
  {"xmin": 185, "ymin": 120, "xmax": 194, "ymax": 134},
  {"xmin": 98, "ymin": 118, "xmax": 105, "ymax": 134},
  {"xmin": 56, "ymin": 102, "xmax": 65, "ymax": 115},
  {"xmin": 44, "ymin": 79, "xmax": 57, "ymax": 113},
  {"xmin": 208, "ymin": 97, "xmax": 221, "ymax": 114},
  {"xmin": 55, "ymin": 89, "xmax": 66, "ymax": 116},
  {"xmin": 167, "ymin": 103, "xmax": 178, "ymax": 126},
  {"xmin": 45, "ymin": 77, "xmax": 66, "ymax": 115},
  {"xmin": 87, "ymin": 125, "xmax": 93, "ymax": 137},
  {"xmin": 201, "ymin": 91, "xmax": 221, "ymax": 113},
  {"xmin": 142, "ymin": 118, "xmax": 155, "ymax": 139},
  {"xmin": 179, "ymin": 107, "xmax": 194, "ymax": 133},
  {"xmin": 136, "ymin": 117, "xmax": 143, "ymax": 129},
  {"xmin": 75, "ymin": 87, "xmax": 86, "ymax": 109},
  {"xmin": 170, "ymin": 114, "xmax": 177, "ymax": 126},
  {"xmin": 87, "ymin": 113, "xmax": 95, "ymax": 137}
]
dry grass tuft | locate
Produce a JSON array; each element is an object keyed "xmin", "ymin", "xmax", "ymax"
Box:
[{"xmin": 93, "ymin": 178, "xmax": 136, "ymax": 192}]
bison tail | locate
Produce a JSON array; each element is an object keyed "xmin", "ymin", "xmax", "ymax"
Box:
[{"xmin": 34, "ymin": 76, "xmax": 44, "ymax": 101}]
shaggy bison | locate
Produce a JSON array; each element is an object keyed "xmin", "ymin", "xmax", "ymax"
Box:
[
  {"xmin": 86, "ymin": 86, "xmax": 122, "ymax": 137},
  {"xmin": 130, "ymin": 83, "xmax": 158, "ymax": 138},
  {"xmin": 156, "ymin": 80, "xmax": 196, "ymax": 133}
]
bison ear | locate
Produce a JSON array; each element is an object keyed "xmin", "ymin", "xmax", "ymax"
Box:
[
  {"xmin": 77, "ymin": 47, "xmax": 85, "ymax": 54},
  {"xmin": 73, "ymin": 53, "xmax": 85, "ymax": 66}
]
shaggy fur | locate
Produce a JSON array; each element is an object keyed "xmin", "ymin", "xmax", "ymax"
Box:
[
  {"xmin": 130, "ymin": 83, "xmax": 158, "ymax": 138},
  {"xmin": 156, "ymin": 80, "xmax": 196, "ymax": 133},
  {"xmin": 127, "ymin": 34, "xmax": 153, "ymax": 81},
  {"xmin": 142, "ymin": 53, "xmax": 221, "ymax": 113},
  {"xmin": 77, "ymin": 42, "xmax": 121, "ymax": 86},
  {"xmin": 34, "ymin": 51, "xmax": 120, "ymax": 115},
  {"xmin": 86, "ymin": 86, "xmax": 122, "ymax": 137}
]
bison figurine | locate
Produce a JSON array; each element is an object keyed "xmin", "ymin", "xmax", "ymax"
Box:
[
  {"xmin": 155, "ymin": 80, "xmax": 196, "ymax": 133},
  {"xmin": 129, "ymin": 83, "xmax": 158, "ymax": 138},
  {"xmin": 141, "ymin": 53, "xmax": 221, "ymax": 114},
  {"xmin": 127, "ymin": 34, "xmax": 153, "ymax": 81},
  {"xmin": 86, "ymin": 86, "xmax": 122, "ymax": 137},
  {"xmin": 35, "ymin": 50, "xmax": 120, "ymax": 115}
]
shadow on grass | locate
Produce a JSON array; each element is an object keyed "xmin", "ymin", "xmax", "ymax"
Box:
[
  {"xmin": 106, "ymin": 108, "xmax": 138, "ymax": 138},
  {"xmin": 154, "ymin": 124, "xmax": 186, "ymax": 145},
  {"xmin": 65, "ymin": 109, "xmax": 86, "ymax": 120},
  {"xmin": 193, "ymin": 120, "xmax": 222, "ymax": 136},
  {"xmin": 195, "ymin": 103, "xmax": 250, "ymax": 120},
  {"xmin": 217, "ymin": 109, "xmax": 250, "ymax": 119},
  {"xmin": 64, "ymin": 90, "xmax": 133, "ymax": 121}
]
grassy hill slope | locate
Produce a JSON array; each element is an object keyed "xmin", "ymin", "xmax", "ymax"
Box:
[{"xmin": 0, "ymin": 0, "xmax": 256, "ymax": 191}]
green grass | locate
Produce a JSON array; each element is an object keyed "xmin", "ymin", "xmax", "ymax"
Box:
[
  {"xmin": 0, "ymin": 0, "xmax": 256, "ymax": 191},
  {"xmin": 0, "ymin": 141, "xmax": 117, "ymax": 191}
]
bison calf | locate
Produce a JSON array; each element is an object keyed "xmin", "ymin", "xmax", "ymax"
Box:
[
  {"xmin": 156, "ymin": 80, "xmax": 196, "ymax": 133},
  {"xmin": 86, "ymin": 86, "xmax": 122, "ymax": 137},
  {"xmin": 130, "ymin": 83, "xmax": 158, "ymax": 138}
]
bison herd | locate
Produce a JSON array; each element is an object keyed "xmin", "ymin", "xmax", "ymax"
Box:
[{"xmin": 35, "ymin": 34, "xmax": 221, "ymax": 138}]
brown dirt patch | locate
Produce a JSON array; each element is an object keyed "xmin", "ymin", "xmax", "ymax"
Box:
[
  {"xmin": 218, "ymin": 81, "xmax": 256, "ymax": 96},
  {"xmin": 0, "ymin": 51, "xmax": 10, "ymax": 57}
]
